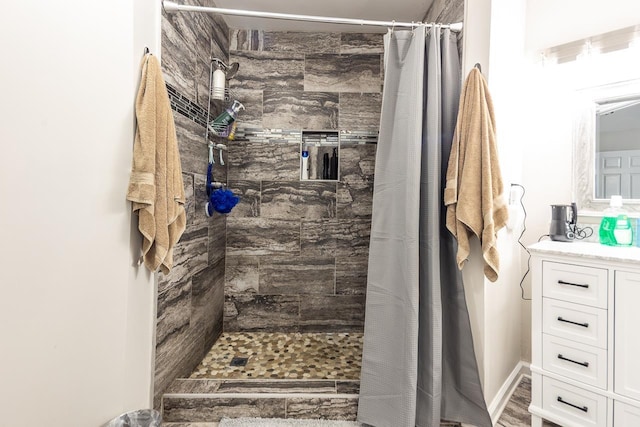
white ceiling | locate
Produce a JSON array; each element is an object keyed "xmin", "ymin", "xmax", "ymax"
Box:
[{"xmin": 211, "ymin": 0, "xmax": 436, "ymax": 33}]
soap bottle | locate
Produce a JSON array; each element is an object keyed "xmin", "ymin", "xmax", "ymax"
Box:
[
  {"xmin": 301, "ymin": 150, "xmax": 309, "ymax": 180},
  {"xmin": 599, "ymin": 195, "xmax": 633, "ymax": 246},
  {"xmin": 209, "ymin": 100, "xmax": 244, "ymax": 136},
  {"xmin": 614, "ymin": 213, "xmax": 633, "ymax": 246}
]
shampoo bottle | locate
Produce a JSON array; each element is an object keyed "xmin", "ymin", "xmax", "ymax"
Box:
[{"xmin": 301, "ymin": 151, "xmax": 309, "ymax": 180}]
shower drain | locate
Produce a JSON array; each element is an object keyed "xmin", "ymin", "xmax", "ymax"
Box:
[{"xmin": 229, "ymin": 356, "xmax": 248, "ymax": 367}]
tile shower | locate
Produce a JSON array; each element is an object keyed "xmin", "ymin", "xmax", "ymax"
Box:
[
  {"xmin": 154, "ymin": 0, "xmax": 383, "ymax": 411},
  {"xmin": 149, "ymin": 0, "xmax": 470, "ymax": 422}
]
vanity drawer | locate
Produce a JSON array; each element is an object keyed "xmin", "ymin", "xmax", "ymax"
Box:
[
  {"xmin": 543, "ymin": 298, "xmax": 607, "ymax": 349},
  {"xmin": 542, "ymin": 376, "xmax": 607, "ymax": 427},
  {"xmin": 543, "ymin": 261, "xmax": 608, "ymax": 308},
  {"xmin": 543, "ymin": 334, "xmax": 607, "ymax": 389}
]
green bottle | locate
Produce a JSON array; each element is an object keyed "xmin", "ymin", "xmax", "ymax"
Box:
[
  {"xmin": 599, "ymin": 195, "xmax": 633, "ymax": 246},
  {"xmin": 209, "ymin": 100, "xmax": 244, "ymax": 136}
]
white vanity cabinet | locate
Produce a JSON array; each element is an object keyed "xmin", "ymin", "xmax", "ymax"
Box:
[{"xmin": 529, "ymin": 241, "xmax": 640, "ymax": 427}]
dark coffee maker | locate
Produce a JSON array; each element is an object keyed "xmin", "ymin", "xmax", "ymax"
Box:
[{"xmin": 550, "ymin": 203, "xmax": 577, "ymax": 242}]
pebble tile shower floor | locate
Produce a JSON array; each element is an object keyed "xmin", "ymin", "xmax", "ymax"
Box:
[{"xmin": 189, "ymin": 332, "xmax": 363, "ymax": 380}]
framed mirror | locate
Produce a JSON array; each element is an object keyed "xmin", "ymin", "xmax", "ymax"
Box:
[{"xmin": 573, "ymin": 78, "xmax": 640, "ymax": 214}]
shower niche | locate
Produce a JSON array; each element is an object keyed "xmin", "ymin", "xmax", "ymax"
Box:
[{"xmin": 301, "ymin": 130, "xmax": 339, "ymax": 181}]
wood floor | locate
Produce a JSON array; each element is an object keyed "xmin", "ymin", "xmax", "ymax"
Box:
[{"xmin": 497, "ymin": 376, "xmax": 559, "ymax": 427}]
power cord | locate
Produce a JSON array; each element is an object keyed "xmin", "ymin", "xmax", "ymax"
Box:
[
  {"xmin": 571, "ymin": 223, "xmax": 594, "ymax": 240},
  {"xmin": 510, "ymin": 184, "xmax": 531, "ymax": 301}
]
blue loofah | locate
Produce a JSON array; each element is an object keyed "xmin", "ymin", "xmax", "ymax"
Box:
[{"xmin": 209, "ymin": 188, "xmax": 240, "ymax": 214}]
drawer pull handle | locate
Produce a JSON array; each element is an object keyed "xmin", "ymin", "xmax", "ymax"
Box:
[
  {"xmin": 558, "ymin": 279, "xmax": 589, "ymax": 289},
  {"xmin": 557, "ymin": 317, "xmax": 589, "ymax": 328},
  {"xmin": 557, "ymin": 396, "xmax": 588, "ymax": 413},
  {"xmin": 558, "ymin": 354, "xmax": 589, "ymax": 368}
]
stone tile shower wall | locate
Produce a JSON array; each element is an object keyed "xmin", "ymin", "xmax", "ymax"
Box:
[
  {"xmin": 223, "ymin": 30, "xmax": 382, "ymax": 332},
  {"xmin": 153, "ymin": 0, "xmax": 229, "ymax": 407}
]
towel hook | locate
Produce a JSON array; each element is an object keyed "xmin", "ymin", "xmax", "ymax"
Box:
[
  {"xmin": 474, "ymin": 62, "xmax": 482, "ymax": 73},
  {"xmin": 144, "ymin": 46, "xmax": 150, "ymax": 55}
]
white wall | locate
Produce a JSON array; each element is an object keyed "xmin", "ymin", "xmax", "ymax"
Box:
[
  {"xmin": 525, "ymin": 0, "xmax": 640, "ymax": 52},
  {"xmin": 0, "ymin": 0, "xmax": 160, "ymax": 425},
  {"xmin": 461, "ymin": 0, "xmax": 527, "ymax": 412},
  {"xmin": 482, "ymin": 0, "xmax": 528, "ymax": 407}
]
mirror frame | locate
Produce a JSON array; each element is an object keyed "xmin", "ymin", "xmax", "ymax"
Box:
[{"xmin": 572, "ymin": 78, "xmax": 640, "ymax": 215}]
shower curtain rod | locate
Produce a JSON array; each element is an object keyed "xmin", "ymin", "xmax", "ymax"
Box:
[{"xmin": 162, "ymin": 1, "xmax": 463, "ymax": 32}]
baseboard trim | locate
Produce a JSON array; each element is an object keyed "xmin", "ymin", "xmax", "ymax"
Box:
[{"xmin": 488, "ymin": 361, "xmax": 531, "ymax": 426}]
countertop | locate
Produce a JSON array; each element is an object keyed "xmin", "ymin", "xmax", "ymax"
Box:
[{"xmin": 528, "ymin": 240, "xmax": 640, "ymax": 264}]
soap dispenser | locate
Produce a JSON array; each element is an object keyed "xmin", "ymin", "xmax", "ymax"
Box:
[{"xmin": 599, "ymin": 195, "xmax": 633, "ymax": 246}]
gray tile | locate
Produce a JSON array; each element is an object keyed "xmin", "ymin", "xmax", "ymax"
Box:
[
  {"xmin": 263, "ymin": 91, "xmax": 339, "ymax": 130},
  {"xmin": 285, "ymin": 397, "xmax": 358, "ymax": 420},
  {"xmin": 230, "ymin": 30, "xmax": 340, "ymax": 53},
  {"xmin": 339, "ymin": 144, "xmax": 377, "ymax": 185},
  {"xmin": 193, "ymin": 174, "xmax": 209, "ymax": 227},
  {"xmin": 225, "ymin": 256, "xmax": 260, "ymax": 295},
  {"xmin": 337, "ymin": 182, "xmax": 373, "ymax": 219},
  {"xmin": 182, "ymin": 173, "xmax": 195, "ymax": 225},
  {"xmin": 305, "ymin": 54, "xmax": 381, "ymax": 93},
  {"xmin": 259, "ymin": 257, "xmax": 336, "ymax": 295},
  {"xmin": 336, "ymin": 256, "xmax": 368, "ymax": 295},
  {"xmin": 300, "ymin": 219, "xmax": 371, "ymax": 258},
  {"xmin": 339, "ymin": 93, "xmax": 382, "ymax": 130},
  {"xmin": 217, "ymin": 380, "xmax": 337, "ymax": 393},
  {"xmin": 173, "ymin": 112, "xmax": 208, "ymax": 176},
  {"xmin": 227, "ymin": 180, "xmax": 261, "ymax": 218},
  {"xmin": 299, "ymin": 219, "xmax": 338, "ymax": 258},
  {"xmin": 224, "ymin": 294, "xmax": 300, "ymax": 332},
  {"xmin": 195, "ymin": 55, "xmax": 211, "ymax": 110},
  {"xmin": 262, "ymin": 32, "xmax": 341, "ymax": 53},
  {"xmin": 192, "ymin": 258, "xmax": 225, "ymax": 349},
  {"xmin": 162, "ymin": 396, "xmax": 286, "ymax": 422},
  {"xmin": 166, "ymin": 379, "xmax": 222, "ymax": 394},
  {"xmin": 261, "ymin": 181, "xmax": 337, "ymax": 220},
  {"xmin": 200, "ymin": 0, "xmax": 229, "ymax": 61},
  {"xmin": 162, "ymin": 423, "xmax": 218, "ymax": 427},
  {"xmin": 226, "ymin": 218, "xmax": 300, "ymax": 256},
  {"xmin": 208, "ymin": 213, "xmax": 227, "ymax": 264},
  {"xmin": 163, "ymin": 5, "xmax": 212, "ymax": 65},
  {"xmin": 340, "ymin": 33, "xmax": 384, "ymax": 54},
  {"xmin": 299, "ymin": 295, "xmax": 365, "ymax": 329},
  {"xmin": 336, "ymin": 381, "xmax": 360, "ymax": 394},
  {"xmin": 230, "ymin": 29, "xmax": 263, "ymax": 51},
  {"xmin": 161, "ymin": 16, "xmax": 196, "ymax": 101},
  {"xmin": 333, "ymin": 219, "xmax": 371, "ymax": 258},
  {"xmin": 154, "ymin": 326, "xmax": 205, "ymax": 408},
  {"xmin": 229, "ymin": 50, "xmax": 304, "ymax": 90},
  {"xmin": 156, "ymin": 279, "xmax": 192, "ymax": 348},
  {"xmin": 231, "ymin": 89, "xmax": 263, "ymax": 128},
  {"xmin": 228, "ymin": 142, "xmax": 299, "ymax": 181},
  {"xmin": 158, "ymin": 222, "xmax": 209, "ymax": 293},
  {"xmin": 424, "ymin": 0, "xmax": 464, "ymax": 23}
]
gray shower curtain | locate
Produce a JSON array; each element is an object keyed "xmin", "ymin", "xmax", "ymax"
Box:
[{"xmin": 357, "ymin": 26, "xmax": 492, "ymax": 427}]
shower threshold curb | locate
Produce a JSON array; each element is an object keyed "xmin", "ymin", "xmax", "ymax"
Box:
[{"xmin": 161, "ymin": 379, "xmax": 360, "ymax": 424}]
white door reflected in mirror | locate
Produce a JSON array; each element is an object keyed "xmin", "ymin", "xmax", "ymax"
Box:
[{"xmin": 595, "ymin": 100, "xmax": 640, "ymax": 199}]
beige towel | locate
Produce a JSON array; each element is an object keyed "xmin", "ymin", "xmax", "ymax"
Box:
[
  {"xmin": 127, "ymin": 54, "xmax": 186, "ymax": 274},
  {"xmin": 444, "ymin": 68, "xmax": 507, "ymax": 282}
]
